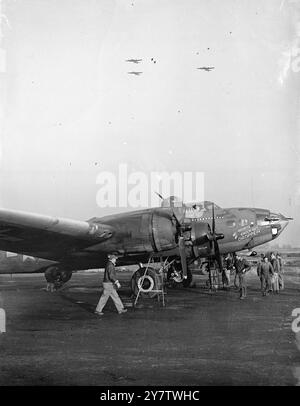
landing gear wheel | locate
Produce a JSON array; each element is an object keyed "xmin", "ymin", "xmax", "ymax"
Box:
[
  {"xmin": 167, "ymin": 262, "xmax": 184, "ymax": 284},
  {"xmin": 167, "ymin": 263, "xmax": 193, "ymax": 287},
  {"xmin": 44, "ymin": 266, "xmax": 72, "ymax": 290},
  {"xmin": 58, "ymin": 269, "xmax": 72, "ymax": 284},
  {"xmin": 131, "ymin": 267, "xmax": 159, "ymax": 298}
]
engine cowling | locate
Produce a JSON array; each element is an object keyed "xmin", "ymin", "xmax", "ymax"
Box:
[{"xmin": 151, "ymin": 209, "xmax": 178, "ymax": 252}]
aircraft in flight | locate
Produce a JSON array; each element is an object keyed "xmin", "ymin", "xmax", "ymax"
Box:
[
  {"xmin": 126, "ymin": 59, "xmax": 142, "ymax": 64},
  {"xmin": 127, "ymin": 71, "xmax": 143, "ymax": 76},
  {"xmin": 197, "ymin": 67, "xmax": 215, "ymax": 72},
  {"xmin": 0, "ymin": 198, "xmax": 292, "ymax": 294}
]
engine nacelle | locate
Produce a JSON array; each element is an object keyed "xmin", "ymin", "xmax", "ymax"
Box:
[
  {"xmin": 95, "ymin": 208, "xmax": 213, "ymax": 260},
  {"xmin": 151, "ymin": 209, "xmax": 178, "ymax": 252}
]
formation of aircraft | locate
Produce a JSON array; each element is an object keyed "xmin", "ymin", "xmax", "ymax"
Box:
[
  {"xmin": 197, "ymin": 67, "xmax": 215, "ymax": 72},
  {"xmin": 0, "ymin": 197, "xmax": 292, "ymax": 294}
]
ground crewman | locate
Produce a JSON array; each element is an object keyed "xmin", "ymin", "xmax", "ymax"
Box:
[
  {"xmin": 277, "ymin": 253, "xmax": 284, "ymax": 290},
  {"xmin": 95, "ymin": 254, "xmax": 127, "ymax": 315},
  {"xmin": 270, "ymin": 253, "xmax": 280, "ymax": 293},
  {"xmin": 257, "ymin": 256, "xmax": 274, "ymax": 296},
  {"xmin": 234, "ymin": 254, "xmax": 251, "ymax": 299},
  {"xmin": 222, "ymin": 253, "xmax": 233, "ymax": 289}
]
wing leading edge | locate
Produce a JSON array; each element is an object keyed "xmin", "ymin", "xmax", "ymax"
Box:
[{"xmin": 0, "ymin": 208, "xmax": 113, "ymax": 261}]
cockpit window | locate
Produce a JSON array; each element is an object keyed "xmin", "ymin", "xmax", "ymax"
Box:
[{"xmin": 257, "ymin": 212, "xmax": 270, "ymax": 226}]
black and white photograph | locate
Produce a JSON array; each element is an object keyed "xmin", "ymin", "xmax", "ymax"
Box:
[{"xmin": 0, "ymin": 0, "xmax": 300, "ymax": 394}]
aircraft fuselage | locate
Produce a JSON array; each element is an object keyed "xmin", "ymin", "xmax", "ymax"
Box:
[{"xmin": 0, "ymin": 203, "xmax": 291, "ymax": 274}]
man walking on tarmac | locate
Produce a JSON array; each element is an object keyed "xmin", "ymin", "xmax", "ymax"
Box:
[
  {"xmin": 95, "ymin": 254, "xmax": 127, "ymax": 315},
  {"xmin": 234, "ymin": 254, "xmax": 251, "ymax": 299}
]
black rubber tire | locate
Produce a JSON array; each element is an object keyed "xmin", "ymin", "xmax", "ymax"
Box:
[
  {"xmin": 58, "ymin": 269, "xmax": 72, "ymax": 283},
  {"xmin": 44, "ymin": 266, "xmax": 60, "ymax": 283},
  {"xmin": 44, "ymin": 266, "xmax": 72, "ymax": 285},
  {"xmin": 131, "ymin": 267, "xmax": 159, "ymax": 298}
]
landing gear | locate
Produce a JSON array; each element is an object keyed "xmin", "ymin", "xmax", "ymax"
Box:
[
  {"xmin": 130, "ymin": 256, "xmax": 194, "ymax": 305},
  {"xmin": 167, "ymin": 261, "xmax": 184, "ymax": 283},
  {"xmin": 166, "ymin": 261, "xmax": 193, "ymax": 288},
  {"xmin": 44, "ymin": 266, "xmax": 72, "ymax": 291}
]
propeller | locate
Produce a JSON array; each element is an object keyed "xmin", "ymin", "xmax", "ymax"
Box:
[
  {"xmin": 155, "ymin": 193, "xmax": 224, "ymax": 280},
  {"xmin": 155, "ymin": 191, "xmax": 164, "ymax": 201},
  {"xmin": 170, "ymin": 199, "xmax": 224, "ymax": 279},
  {"xmin": 211, "ymin": 203, "xmax": 224, "ymax": 272},
  {"xmin": 158, "ymin": 193, "xmax": 189, "ymax": 279},
  {"xmin": 178, "ymin": 235, "xmax": 188, "ymax": 279},
  {"xmin": 173, "ymin": 202, "xmax": 224, "ymax": 278},
  {"xmin": 153, "ymin": 192, "xmax": 188, "ymax": 279}
]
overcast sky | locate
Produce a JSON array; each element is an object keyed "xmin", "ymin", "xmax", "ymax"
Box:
[{"xmin": 0, "ymin": 0, "xmax": 299, "ymax": 246}]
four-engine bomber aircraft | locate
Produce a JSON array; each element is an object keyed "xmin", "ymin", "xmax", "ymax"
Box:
[
  {"xmin": 125, "ymin": 59, "xmax": 142, "ymax": 64},
  {"xmin": 0, "ymin": 198, "xmax": 292, "ymax": 294}
]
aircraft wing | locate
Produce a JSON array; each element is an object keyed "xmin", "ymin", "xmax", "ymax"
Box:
[{"xmin": 0, "ymin": 208, "xmax": 113, "ymax": 261}]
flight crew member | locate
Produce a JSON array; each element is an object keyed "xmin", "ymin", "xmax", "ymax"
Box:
[
  {"xmin": 257, "ymin": 254, "xmax": 265, "ymax": 292},
  {"xmin": 234, "ymin": 255, "xmax": 251, "ymax": 299},
  {"xmin": 95, "ymin": 254, "xmax": 127, "ymax": 315},
  {"xmin": 232, "ymin": 254, "xmax": 239, "ymax": 289},
  {"xmin": 270, "ymin": 253, "xmax": 280, "ymax": 293},
  {"xmin": 222, "ymin": 254, "xmax": 233, "ymax": 289},
  {"xmin": 257, "ymin": 256, "xmax": 274, "ymax": 296},
  {"xmin": 277, "ymin": 253, "xmax": 284, "ymax": 290}
]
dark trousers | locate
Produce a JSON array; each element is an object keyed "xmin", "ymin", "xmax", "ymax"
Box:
[
  {"xmin": 260, "ymin": 274, "xmax": 270, "ymax": 295},
  {"xmin": 278, "ymin": 273, "xmax": 284, "ymax": 290}
]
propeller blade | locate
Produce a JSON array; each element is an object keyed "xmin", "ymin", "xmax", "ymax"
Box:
[
  {"xmin": 155, "ymin": 192, "xmax": 164, "ymax": 200},
  {"xmin": 212, "ymin": 203, "xmax": 215, "ymax": 234},
  {"xmin": 214, "ymin": 239, "xmax": 223, "ymax": 273},
  {"xmin": 178, "ymin": 236, "xmax": 188, "ymax": 279},
  {"xmin": 211, "ymin": 202, "xmax": 223, "ymax": 272}
]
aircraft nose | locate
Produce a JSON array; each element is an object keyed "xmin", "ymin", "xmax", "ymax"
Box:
[
  {"xmin": 265, "ymin": 212, "xmax": 293, "ymax": 222},
  {"xmin": 266, "ymin": 212, "xmax": 293, "ymax": 236},
  {"xmin": 278, "ymin": 213, "xmax": 293, "ymax": 231},
  {"xmin": 279, "ymin": 213, "xmax": 293, "ymax": 221}
]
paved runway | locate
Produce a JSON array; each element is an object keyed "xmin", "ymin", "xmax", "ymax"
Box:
[{"xmin": 0, "ymin": 268, "xmax": 300, "ymax": 386}]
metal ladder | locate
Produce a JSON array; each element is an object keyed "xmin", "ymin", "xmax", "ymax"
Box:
[{"xmin": 133, "ymin": 257, "xmax": 174, "ymax": 308}]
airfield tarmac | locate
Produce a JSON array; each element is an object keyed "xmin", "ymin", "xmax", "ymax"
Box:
[{"xmin": 0, "ymin": 266, "xmax": 300, "ymax": 386}]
